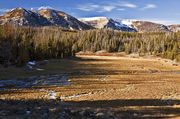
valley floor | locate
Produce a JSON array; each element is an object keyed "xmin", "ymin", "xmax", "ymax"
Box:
[{"xmin": 0, "ymin": 54, "xmax": 180, "ymax": 119}]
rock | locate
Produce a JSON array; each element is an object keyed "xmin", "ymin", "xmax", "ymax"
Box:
[
  {"xmin": 96, "ymin": 112, "xmax": 105, "ymax": 117},
  {"xmin": 36, "ymin": 68, "xmax": 44, "ymax": 71},
  {"xmin": 49, "ymin": 108, "xmax": 57, "ymax": 112},
  {"xmin": 26, "ymin": 61, "xmax": 37, "ymax": 69},
  {"xmin": 48, "ymin": 91, "xmax": 57, "ymax": 100},
  {"xmin": 27, "ymin": 61, "xmax": 36, "ymax": 66},
  {"xmin": 26, "ymin": 110, "xmax": 31, "ymax": 115}
]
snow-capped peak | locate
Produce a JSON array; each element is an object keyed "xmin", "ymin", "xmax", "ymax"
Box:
[
  {"xmin": 6, "ymin": 7, "xmax": 25, "ymax": 13},
  {"xmin": 14, "ymin": 7, "xmax": 24, "ymax": 10},
  {"xmin": 115, "ymin": 19, "xmax": 138, "ymax": 28},
  {"xmin": 38, "ymin": 6, "xmax": 53, "ymax": 10},
  {"xmin": 79, "ymin": 17, "xmax": 137, "ymax": 31}
]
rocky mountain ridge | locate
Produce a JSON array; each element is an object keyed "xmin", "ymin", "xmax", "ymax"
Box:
[
  {"xmin": 0, "ymin": 8, "xmax": 179, "ymax": 32},
  {"xmin": 0, "ymin": 7, "xmax": 93, "ymax": 30}
]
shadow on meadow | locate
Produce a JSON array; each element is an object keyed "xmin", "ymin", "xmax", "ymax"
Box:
[{"xmin": 0, "ymin": 99, "xmax": 179, "ymax": 119}]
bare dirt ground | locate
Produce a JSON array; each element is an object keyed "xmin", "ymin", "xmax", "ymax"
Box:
[{"xmin": 0, "ymin": 54, "xmax": 180, "ymax": 119}]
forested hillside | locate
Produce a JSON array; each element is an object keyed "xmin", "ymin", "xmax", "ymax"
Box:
[{"xmin": 0, "ymin": 24, "xmax": 179, "ymax": 66}]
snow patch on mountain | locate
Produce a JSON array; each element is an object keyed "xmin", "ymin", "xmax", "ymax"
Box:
[
  {"xmin": 116, "ymin": 19, "xmax": 138, "ymax": 28},
  {"xmin": 79, "ymin": 17, "xmax": 108, "ymax": 21},
  {"xmin": 38, "ymin": 6, "xmax": 53, "ymax": 10},
  {"xmin": 79, "ymin": 17, "xmax": 137, "ymax": 32}
]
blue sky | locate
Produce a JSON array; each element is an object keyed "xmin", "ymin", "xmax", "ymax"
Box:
[{"xmin": 0, "ymin": 0, "xmax": 179, "ymax": 24}]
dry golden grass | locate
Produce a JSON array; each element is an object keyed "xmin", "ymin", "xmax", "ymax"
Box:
[
  {"xmin": 0, "ymin": 54, "xmax": 179, "ymax": 100},
  {"xmin": 0, "ymin": 54, "xmax": 180, "ymax": 118}
]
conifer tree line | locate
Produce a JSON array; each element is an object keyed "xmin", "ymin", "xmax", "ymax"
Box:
[{"xmin": 0, "ymin": 24, "xmax": 179, "ymax": 66}]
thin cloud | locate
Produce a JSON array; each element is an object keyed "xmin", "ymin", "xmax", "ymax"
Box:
[
  {"xmin": 77, "ymin": 1, "xmax": 137, "ymax": 12},
  {"xmin": 77, "ymin": 3, "xmax": 100, "ymax": 12},
  {"xmin": 102, "ymin": 5, "xmax": 116, "ymax": 12},
  {"xmin": 77, "ymin": 3, "xmax": 115, "ymax": 12},
  {"xmin": 141, "ymin": 4, "xmax": 157, "ymax": 10},
  {"xmin": 118, "ymin": 2, "xmax": 137, "ymax": 8}
]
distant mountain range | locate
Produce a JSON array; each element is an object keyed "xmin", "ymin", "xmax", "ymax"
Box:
[
  {"xmin": 0, "ymin": 7, "xmax": 180, "ymax": 32},
  {"xmin": 0, "ymin": 7, "xmax": 92, "ymax": 30},
  {"xmin": 79, "ymin": 17, "xmax": 175, "ymax": 32},
  {"xmin": 79, "ymin": 17, "xmax": 137, "ymax": 32}
]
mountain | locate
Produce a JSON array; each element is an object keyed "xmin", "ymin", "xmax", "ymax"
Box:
[
  {"xmin": 0, "ymin": 7, "xmax": 93, "ymax": 30},
  {"xmin": 38, "ymin": 9, "xmax": 93, "ymax": 30},
  {"xmin": 0, "ymin": 7, "xmax": 50, "ymax": 26},
  {"xmin": 0, "ymin": 8, "xmax": 179, "ymax": 32},
  {"xmin": 168, "ymin": 25, "xmax": 180, "ymax": 32},
  {"xmin": 80, "ymin": 17, "xmax": 173, "ymax": 32},
  {"xmin": 131, "ymin": 21, "xmax": 170, "ymax": 32},
  {"xmin": 79, "ymin": 17, "xmax": 137, "ymax": 32}
]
